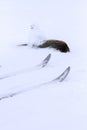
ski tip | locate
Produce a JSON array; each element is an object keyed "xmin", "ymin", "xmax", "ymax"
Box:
[
  {"xmin": 37, "ymin": 53, "xmax": 51, "ymax": 68},
  {"xmin": 60, "ymin": 66, "xmax": 71, "ymax": 82},
  {"xmin": 46, "ymin": 53, "xmax": 51, "ymax": 60},
  {"xmin": 48, "ymin": 53, "xmax": 51, "ymax": 56},
  {"xmin": 40, "ymin": 53, "xmax": 51, "ymax": 68},
  {"xmin": 67, "ymin": 66, "xmax": 71, "ymax": 72},
  {"xmin": 44, "ymin": 53, "xmax": 51, "ymax": 60},
  {"xmin": 54, "ymin": 66, "xmax": 71, "ymax": 82},
  {"xmin": 67, "ymin": 66, "xmax": 70, "ymax": 69}
]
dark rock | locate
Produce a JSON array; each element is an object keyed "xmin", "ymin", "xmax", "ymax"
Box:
[{"xmin": 37, "ymin": 40, "xmax": 70, "ymax": 52}]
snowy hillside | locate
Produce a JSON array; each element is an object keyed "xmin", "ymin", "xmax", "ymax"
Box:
[{"xmin": 0, "ymin": 0, "xmax": 87, "ymax": 130}]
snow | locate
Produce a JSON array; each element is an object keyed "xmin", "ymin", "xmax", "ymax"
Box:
[
  {"xmin": 27, "ymin": 24, "xmax": 47, "ymax": 46},
  {"xmin": 0, "ymin": 0, "xmax": 87, "ymax": 130}
]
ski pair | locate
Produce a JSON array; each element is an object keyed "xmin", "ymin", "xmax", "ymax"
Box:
[{"xmin": 0, "ymin": 66, "xmax": 70, "ymax": 101}]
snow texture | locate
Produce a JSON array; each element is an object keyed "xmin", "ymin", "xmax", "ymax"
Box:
[{"xmin": 0, "ymin": 0, "xmax": 87, "ymax": 130}]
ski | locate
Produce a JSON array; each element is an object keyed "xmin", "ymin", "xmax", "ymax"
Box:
[
  {"xmin": 52, "ymin": 66, "xmax": 70, "ymax": 82},
  {"xmin": 37, "ymin": 53, "xmax": 51, "ymax": 68},
  {"xmin": 0, "ymin": 66, "xmax": 70, "ymax": 101},
  {"xmin": 0, "ymin": 53, "xmax": 51, "ymax": 80}
]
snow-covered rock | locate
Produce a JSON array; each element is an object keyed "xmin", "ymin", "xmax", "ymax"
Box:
[{"xmin": 28, "ymin": 24, "xmax": 47, "ymax": 47}]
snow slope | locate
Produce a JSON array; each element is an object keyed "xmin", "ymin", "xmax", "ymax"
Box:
[{"xmin": 0, "ymin": 0, "xmax": 87, "ymax": 130}]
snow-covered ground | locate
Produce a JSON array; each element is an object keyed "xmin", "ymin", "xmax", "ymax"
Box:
[{"xmin": 0, "ymin": 0, "xmax": 87, "ymax": 130}]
